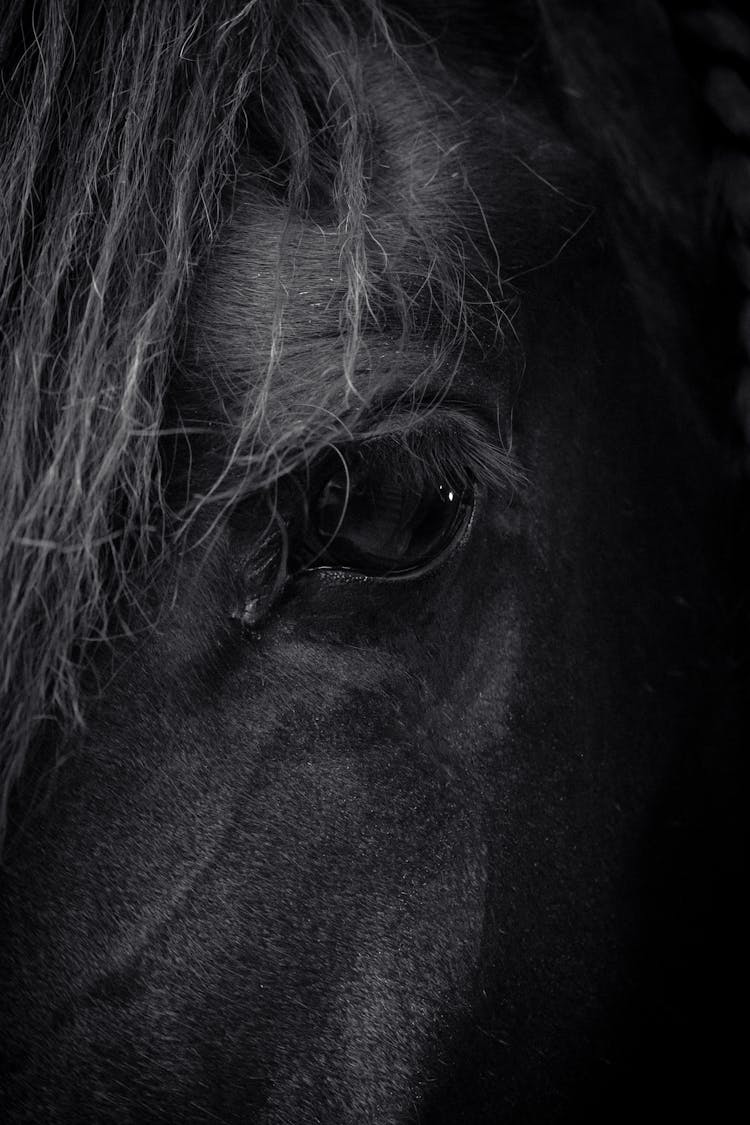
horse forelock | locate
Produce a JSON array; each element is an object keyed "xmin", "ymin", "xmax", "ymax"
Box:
[
  {"xmin": 0, "ymin": 0, "xmax": 718, "ymax": 845},
  {"xmin": 0, "ymin": 0, "xmax": 404, "ymax": 839},
  {"xmin": 0, "ymin": 0, "xmax": 521, "ymax": 842}
]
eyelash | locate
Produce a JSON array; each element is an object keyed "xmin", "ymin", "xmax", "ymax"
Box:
[
  {"xmin": 230, "ymin": 413, "xmax": 519, "ymax": 620},
  {"xmin": 305, "ymin": 409, "xmax": 519, "ymax": 498}
]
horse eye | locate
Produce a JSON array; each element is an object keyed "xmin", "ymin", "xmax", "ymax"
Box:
[{"xmin": 293, "ymin": 450, "xmax": 474, "ymax": 578}]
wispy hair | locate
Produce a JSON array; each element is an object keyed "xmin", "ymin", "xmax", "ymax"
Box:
[{"xmin": 0, "ymin": 0, "xmax": 515, "ymax": 842}]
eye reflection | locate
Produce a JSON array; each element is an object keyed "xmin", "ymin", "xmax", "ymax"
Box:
[{"xmin": 292, "ymin": 447, "xmax": 474, "ymax": 578}]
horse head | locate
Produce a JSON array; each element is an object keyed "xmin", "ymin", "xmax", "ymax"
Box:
[{"xmin": 1, "ymin": 2, "xmax": 745, "ymax": 1120}]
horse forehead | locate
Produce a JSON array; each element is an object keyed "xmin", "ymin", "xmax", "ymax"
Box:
[
  {"xmin": 226, "ymin": 135, "xmax": 487, "ymax": 302},
  {"xmin": 184, "ymin": 56, "xmax": 588, "ymax": 434},
  {"xmin": 188, "ymin": 137, "xmax": 485, "ymax": 393},
  {"xmin": 198, "ymin": 112, "xmax": 571, "ymax": 347}
]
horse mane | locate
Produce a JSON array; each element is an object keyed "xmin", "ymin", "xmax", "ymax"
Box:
[{"xmin": 0, "ymin": 0, "xmax": 742, "ymax": 844}]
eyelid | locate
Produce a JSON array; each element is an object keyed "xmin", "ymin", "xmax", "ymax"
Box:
[{"xmin": 343, "ymin": 405, "xmax": 524, "ymax": 500}]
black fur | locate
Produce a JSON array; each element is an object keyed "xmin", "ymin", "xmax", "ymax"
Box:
[{"xmin": 0, "ymin": 2, "xmax": 745, "ymax": 1121}]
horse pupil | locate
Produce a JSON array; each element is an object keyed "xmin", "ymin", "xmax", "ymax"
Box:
[{"xmin": 308, "ymin": 456, "xmax": 471, "ymax": 576}]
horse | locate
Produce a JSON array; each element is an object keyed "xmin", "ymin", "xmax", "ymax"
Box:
[{"xmin": 0, "ymin": 1, "xmax": 746, "ymax": 1121}]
